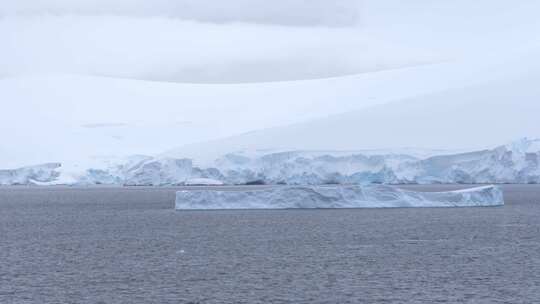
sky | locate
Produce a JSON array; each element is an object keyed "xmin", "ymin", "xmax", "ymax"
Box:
[
  {"xmin": 3, "ymin": 0, "xmax": 539, "ymax": 83},
  {"xmin": 1, "ymin": 15, "xmax": 436, "ymax": 83},
  {"xmin": 0, "ymin": 0, "xmax": 360, "ymax": 26},
  {"xmin": 0, "ymin": 0, "xmax": 429, "ymax": 84}
]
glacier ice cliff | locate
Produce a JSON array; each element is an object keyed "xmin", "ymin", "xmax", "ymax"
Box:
[
  {"xmin": 175, "ymin": 185, "xmax": 504, "ymax": 210},
  {"xmin": 174, "ymin": 138, "xmax": 540, "ymax": 186},
  {"xmin": 79, "ymin": 156, "xmax": 193, "ymax": 186},
  {"xmin": 1, "ymin": 138, "xmax": 539, "ymax": 186},
  {"xmin": 0, "ymin": 163, "xmax": 61, "ymax": 185}
]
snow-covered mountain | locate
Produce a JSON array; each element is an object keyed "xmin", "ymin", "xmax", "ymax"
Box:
[
  {"xmin": 2, "ymin": 0, "xmax": 540, "ymax": 173},
  {"xmin": 164, "ymin": 48, "xmax": 540, "ymax": 159},
  {"xmin": 3, "ymin": 138, "xmax": 539, "ymax": 186}
]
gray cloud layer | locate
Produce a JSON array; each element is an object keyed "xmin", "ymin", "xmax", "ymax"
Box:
[
  {"xmin": 0, "ymin": 15, "xmax": 436, "ymax": 83},
  {"xmin": 0, "ymin": 0, "xmax": 361, "ymax": 26},
  {"xmin": 2, "ymin": 0, "xmax": 538, "ymax": 83}
]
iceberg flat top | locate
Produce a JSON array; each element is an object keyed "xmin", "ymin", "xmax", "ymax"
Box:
[
  {"xmin": 185, "ymin": 178, "xmax": 224, "ymax": 186},
  {"xmin": 175, "ymin": 185, "xmax": 504, "ymax": 210}
]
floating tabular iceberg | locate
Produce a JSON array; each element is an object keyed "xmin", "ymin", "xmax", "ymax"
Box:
[
  {"xmin": 175, "ymin": 185, "xmax": 504, "ymax": 210},
  {"xmin": 185, "ymin": 178, "xmax": 224, "ymax": 186}
]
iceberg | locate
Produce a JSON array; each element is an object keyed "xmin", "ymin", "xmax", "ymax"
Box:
[
  {"xmin": 185, "ymin": 178, "xmax": 224, "ymax": 186},
  {"xmin": 175, "ymin": 185, "xmax": 504, "ymax": 210}
]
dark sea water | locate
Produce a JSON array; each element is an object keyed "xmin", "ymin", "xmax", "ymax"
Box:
[{"xmin": 1, "ymin": 185, "xmax": 540, "ymax": 304}]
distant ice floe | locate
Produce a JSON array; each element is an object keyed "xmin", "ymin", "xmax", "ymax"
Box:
[{"xmin": 175, "ymin": 185, "xmax": 504, "ymax": 210}]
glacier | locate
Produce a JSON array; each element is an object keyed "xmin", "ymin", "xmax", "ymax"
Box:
[
  {"xmin": 175, "ymin": 185, "xmax": 504, "ymax": 210},
  {"xmin": 1, "ymin": 138, "xmax": 539, "ymax": 186},
  {"xmin": 79, "ymin": 156, "xmax": 193, "ymax": 186},
  {"xmin": 203, "ymin": 138, "xmax": 540, "ymax": 185},
  {"xmin": 0, "ymin": 163, "xmax": 61, "ymax": 186}
]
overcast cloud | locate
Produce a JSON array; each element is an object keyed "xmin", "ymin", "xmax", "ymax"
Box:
[
  {"xmin": 2, "ymin": 0, "xmax": 539, "ymax": 83},
  {"xmin": 0, "ymin": 0, "xmax": 361, "ymax": 26}
]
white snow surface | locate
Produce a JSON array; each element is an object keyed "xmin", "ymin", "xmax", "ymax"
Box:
[
  {"xmin": 185, "ymin": 178, "xmax": 224, "ymax": 186},
  {"xmin": 164, "ymin": 49, "xmax": 540, "ymax": 160},
  {"xmin": 175, "ymin": 185, "xmax": 504, "ymax": 210}
]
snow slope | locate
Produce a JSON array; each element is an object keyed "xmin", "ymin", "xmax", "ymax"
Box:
[
  {"xmin": 1, "ymin": 53, "xmax": 517, "ymax": 169},
  {"xmin": 166, "ymin": 48, "xmax": 540, "ymax": 159},
  {"xmin": 3, "ymin": 49, "xmax": 540, "ymax": 175}
]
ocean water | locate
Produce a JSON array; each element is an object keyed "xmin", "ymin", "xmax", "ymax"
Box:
[{"xmin": 1, "ymin": 185, "xmax": 539, "ymax": 303}]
